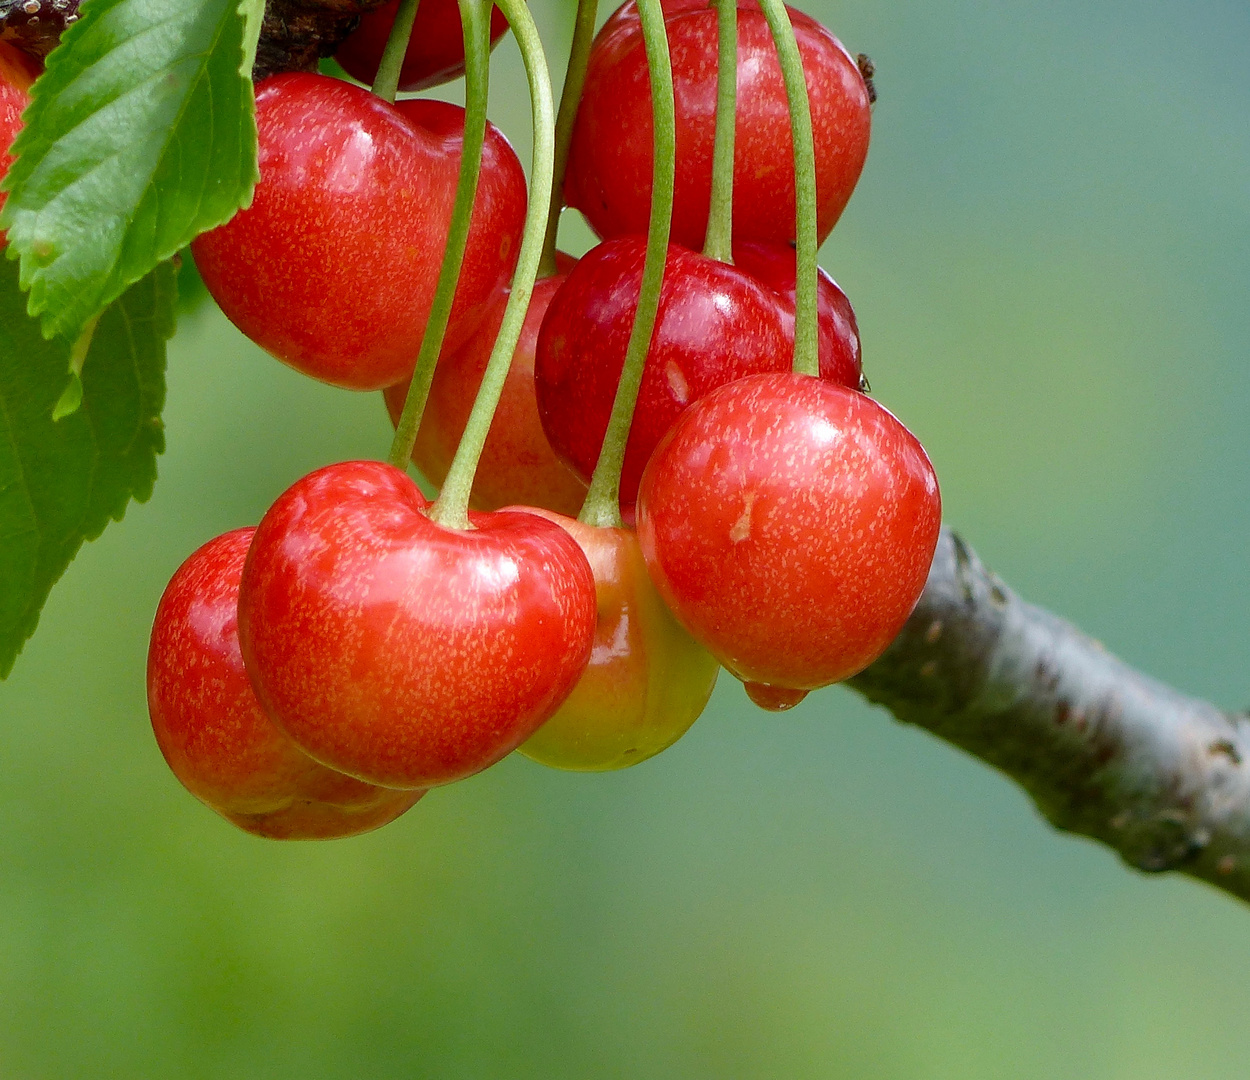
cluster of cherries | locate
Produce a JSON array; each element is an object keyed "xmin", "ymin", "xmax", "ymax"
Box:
[{"xmin": 145, "ymin": 0, "xmax": 942, "ymax": 840}]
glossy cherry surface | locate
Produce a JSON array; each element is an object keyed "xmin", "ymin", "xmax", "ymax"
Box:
[
  {"xmin": 147, "ymin": 529, "xmax": 424, "ymax": 839},
  {"xmin": 564, "ymin": 0, "xmax": 871, "ymax": 250},
  {"xmin": 518, "ymin": 514, "xmax": 719, "ymax": 770},
  {"xmin": 238, "ymin": 461, "xmax": 597, "ymax": 790},
  {"xmin": 336, "ymin": 0, "xmax": 509, "ymax": 92},
  {"xmin": 637, "ymin": 373, "xmax": 941, "ymax": 690},
  {"xmin": 384, "ymin": 265, "xmax": 587, "ymax": 517},
  {"xmin": 534, "ymin": 236, "xmax": 863, "ymax": 506},
  {"xmin": 192, "ymin": 74, "xmax": 526, "ymax": 391}
]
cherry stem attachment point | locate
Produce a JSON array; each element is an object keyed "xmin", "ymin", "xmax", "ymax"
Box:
[
  {"xmin": 577, "ymin": 0, "xmax": 675, "ymax": 529},
  {"xmin": 758, "ymin": 0, "xmax": 818, "ymax": 378},
  {"xmin": 386, "ymin": 0, "xmax": 489, "ymax": 473},
  {"xmin": 429, "ymin": 0, "xmax": 556, "ymax": 529},
  {"xmin": 702, "ymin": 0, "xmax": 737, "ymax": 264},
  {"xmin": 539, "ymin": 0, "xmax": 599, "ymax": 278},
  {"xmin": 372, "ymin": 0, "xmax": 421, "ymax": 103}
]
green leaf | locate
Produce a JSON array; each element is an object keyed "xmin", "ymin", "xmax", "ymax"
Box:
[
  {"xmin": 0, "ymin": 256, "xmax": 175, "ymax": 680},
  {"xmin": 0, "ymin": 0, "xmax": 264, "ymax": 342}
]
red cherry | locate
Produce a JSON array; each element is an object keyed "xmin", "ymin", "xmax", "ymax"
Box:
[
  {"xmin": 147, "ymin": 529, "xmax": 424, "ymax": 839},
  {"xmin": 637, "ymin": 373, "xmax": 941, "ymax": 690},
  {"xmin": 743, "ymin": 681, "xmax": 808, "ymax": 712},
  {"xmin": 237, "ymin": 461, "xmax": 597, "ymax": 789},
  {"xmin": 336, "ymin": 0, "xmax": 510, "ymax": 92},
  {"xmin": 0, "ymin": 42, "xmax": 37, "ymax": 225},
  {"xmin": 384, "ymin": 262, "xmax": 587, "ymax": 517},
  {"xmin": 564, "ymin": 0, "xmax": 871, "ymax": 250},
  {"xmin": 534, "ymin": 236, "xmax": 863, "ymax": 507},
  {"xmin": 191, "ymin": 74, "xmax": 526, "ymax": 391}
]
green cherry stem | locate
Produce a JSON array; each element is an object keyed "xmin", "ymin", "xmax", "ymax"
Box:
[
  {"xmin": 386, "ymin": 0, "xmax": 490, "ymax": 472},
  {"xmin": 371, "ymin": 0, "xmax": 421, "ymax": 103},
  {"xmin": 428, "ymin": 0, "xmax": 556, "ymax": 529},
  {"xmin": 577, "ymin": 0, "xmax": 675, "ymax": 529},
  {"xmin": 701, "ymin": 0, "xmax": 737, "ymax": 264},
  {"xmin": 538, "ymin": 0, "xmax": 599, "ymax": 278},
  {"xmin": 757, "ymin": 0, "xmax": 818, "ymax": 378}
]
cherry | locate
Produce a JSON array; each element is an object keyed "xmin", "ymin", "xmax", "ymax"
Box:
[
  {"xmin": 0, "ymin": 41, "xmax": 38, "ymax": 224},
  {"xmin": 563, "ymin": 0, "xmax": 871, "ymax": 251},
  {"xmin": 742, "ymin": 681, "xmax": 808, "ymax": 712},
  {"xmin": 336, "ymin": 0, "xmax": 510, "ymax": 93},
  {"xmin": 191, "ymin": 74, "xmax": 526, "ymax": 391},
  {"xmin": 237, "ymin": 460, "xmax": 597, "ymax": 790},
  {"xmin": 637, "ymin": 373, "xmax": 941, "ymax": 690},
  {"xmin": 147, "ymin": 529, "xmax": 424, "ymax": 839},
  {"xmin": 534, "ymin": 236, "xmax": 863, "ymax": 507},
  {"xmin": 384, "ymin": 260, "xmax": 587, "ymax": 517},
  {"xmin": 517, "ymin": 513, "xmax": 719, "ymax": 770}
]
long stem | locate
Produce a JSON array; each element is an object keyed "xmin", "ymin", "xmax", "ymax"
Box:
[
  {"xmin": 371, "ymin": 0, "xmax": 421, "ymax": 103},
  {"xmin": 538, "ymin": 0, "xmax": 599, "ymax": 278},
  {"xmin": 701, "ymin": 0, "xmax": 737, "ymax": 264},
  {"xmin": 386, "ymin": 0, "xmax": 490, "ymax": 471},
  {"xmin": 577, "ymin": 0, "xmax": 675, "ymax": 529},
  {"xmin": 429, "ymin": 0, "xmax": 556, "ymax": 529},
  {"xmin": 757, "ymin": 0, "xmax": 818, "ymax": 377}
]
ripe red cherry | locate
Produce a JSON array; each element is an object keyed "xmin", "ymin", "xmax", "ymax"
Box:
[
  {"xmin": 336, "ymin": 0, "xmax": 509, "ymax": 92},
  {"xmin": 517, "ymin": 513, "xmax": 720, "ymax": 770},
  {"xmin": 637, "ymin": 374, "xmax": 941, "ymax": 690},
  {"xmin": 384, "ymin": 261, "xmax": 587, "ymax": 517},
  {"xmin": 0, "ymin": 41, "xmax": 38, "ymax": 224},
  {"xmin": 564, "ymin": 0, "xmax": 871, "ymax": 251},
  {"xmin": 192, "ymin": 74, "xmax": 526, "ymax": 391},
  {"xmin": 237, "ymin": 461, "xmax": 597, "ymax": 790},
  {"xmin": 534, "ymin": 236, "xmax": 863, "ymax": 507},
  {"xmin": 147, "ymin": 529, "xmax": 424, "ymax": 839}
]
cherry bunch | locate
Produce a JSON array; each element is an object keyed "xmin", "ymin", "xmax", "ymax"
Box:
[{"xmin": 146, "ymin": 0, "xmax": 942, "ymax": 839}]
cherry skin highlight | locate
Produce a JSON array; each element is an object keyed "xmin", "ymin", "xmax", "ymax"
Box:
[
  {"xmin": 564, "ymin": 0, "xmax": 871, "ymax": 250},
  {"xmin": 518, "ymin": 513, "xmax": 719, "ymax": 771},
  {"xmin": 147, "ymin": 529, "xmax": 424, "ymax": 840},
  {"xmin": 237, "ymin": 461, "xmax": 597, "ymax": 790},
  {"xmin": 192, "ymin": 74, "xmax": 526, "ymax": 391},
  {"xmin": 336, "ymin": 0, "xmax": 509, "ymax": 92},
  {"xmin": 637, "ymin": 373, "xmax": 941, "ymax": 690},
  {"xmin": 384, "ymin": 258, "xmax": 587, "ymax": 517},
  {"xmin": 534, "ymin": 236, "xmax": 864, "ymax": 507}
]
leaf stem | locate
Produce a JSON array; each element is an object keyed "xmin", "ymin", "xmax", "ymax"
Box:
[
  {"xmin": 428, "ymin": 0, "xmax": 556, "ymax": 529},
  {"xmin": 701, "ymin": 0, "xmax": 737, "ymax": 264},
  {"xmin": 576, "ymin": 0, "xmax": 675, "ymax": 529},
  {"xmin": 538, "ymin": 0, "xmax": 599, "ymax": 278},
  {"xmin": 757, "ymin": 0, "xmax": 818, "ymax": 377},
  {"xmin": 371, "ymin": 0, "xmax": 421, "ymax": 103},
  {"xmin": 385, "ymin": 0, "xmax": 490, "ymax": 472}
]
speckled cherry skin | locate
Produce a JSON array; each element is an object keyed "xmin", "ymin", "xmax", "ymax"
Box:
[
  {"xmin": 147, "ymin": 529, "xmax": 424, "ymax": 839},
  {"xmin": 534, "ymin": 236, "xmax": 864, "ymax": 507},
  {"xmin": 384, "ymin": 262, "xmax": 587, "ymax": 517},
  {"xmin": 0, "ymin": 42, "xmax": 37, "ymax": 224},
  {"xmin": 336, "ymin": 0, "xmax": 509, "ymax": 92},
  {"xmin": 237, "ymin": 461, "xmax": 597, "ymax": 789},
  {"xmin": 637, "ymin": 374, "xmax": 941, "ymax": 689},
  {"xmin": 564, "ymin": 0, "xmax": 871, "ymax": 251},
  {"xmin": 517, "ymin": 513, "xmax": 719, "ymax": 770},
  {"xmin": 191, "ymin": 74, "xmax": 526, "ymax": 391}
]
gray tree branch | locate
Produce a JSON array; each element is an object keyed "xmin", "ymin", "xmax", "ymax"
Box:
[{"xmin": 848, "ymin": 529, "xmax": 1250, "ymax": 905}]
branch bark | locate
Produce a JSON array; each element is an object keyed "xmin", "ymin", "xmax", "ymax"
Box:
[
  {"xmin": 253, "ymin": 0, "xmax": 388, "ymax": 81},
  {"xmin": 849, "ymin": 529, "xmax": 1250, "ymax": 905}
]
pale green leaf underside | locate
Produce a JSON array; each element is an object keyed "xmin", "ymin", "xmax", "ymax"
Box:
[
  {"xmin": 0, "ymin": 256, "xmax": 175, "ymax": 680},
  {"xmin": 0, "ymin": 0, "xmax": 263, "ymax": 341}
]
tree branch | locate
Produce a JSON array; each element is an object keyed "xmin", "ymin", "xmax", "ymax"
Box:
[
  {"xmin": 253, "ymin": 0, "xmax": 389, "ymax": 81},
  {"xmin": 848, "ymin": 529, "xmax": 1250, "ymax": 905}
]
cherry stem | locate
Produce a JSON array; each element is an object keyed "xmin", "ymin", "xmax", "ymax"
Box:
[
  {"xmin": 429, "ymin": 0, "xmax": 556, "ymax": 529},
  {"xmin": 757, "ymin": 0, "xmax": 818, "ymax": 378},
  {"xmin": 538, "ymin": 0, "xmax": 599, "ymax": 278},
  {"xmin": 576, "ymin": 0, "xmax": 675, "ymax": 529},
  {"xmin": 386, "ymin": 0, "xmax": 489, "ymax": 472},
  {"xmin": 701, "ymin": 0, "xmax": 737, "ymax": 264},
  {"xmin": 371, "ymin": 0, "xmax": 421, "ymax": 103}
]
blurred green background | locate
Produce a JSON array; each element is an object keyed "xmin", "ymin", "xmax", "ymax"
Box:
[{"xmin": 3, "ymin": 0, "xmax": 1250, "ymax": 1075}]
